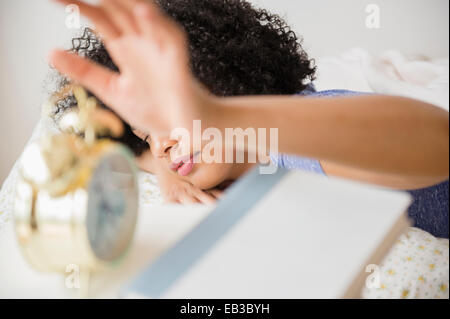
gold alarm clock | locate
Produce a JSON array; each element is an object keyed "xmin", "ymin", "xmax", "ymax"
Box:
[{"xmin": 13, "ymin": 85, "xmax": 139, "ymax": 281}]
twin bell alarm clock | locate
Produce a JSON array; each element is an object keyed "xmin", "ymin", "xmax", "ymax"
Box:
[{"xmin": 13, "ymin": 85, "xmax": 139, "ymax": 276}]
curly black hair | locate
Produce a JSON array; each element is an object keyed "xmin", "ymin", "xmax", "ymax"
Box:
[{"xmin": 53, "ymin": 0, "xmax": 316, "ymax": 156}]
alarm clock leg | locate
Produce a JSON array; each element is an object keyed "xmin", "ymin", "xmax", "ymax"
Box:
[{"xmin": 78, "ymin": 268, "xmax": 91, "ymax": 299}]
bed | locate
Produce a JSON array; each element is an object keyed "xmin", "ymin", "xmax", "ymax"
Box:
[{"xmin": 0, "ymin": 48, "xmax": 448, "ymax": 299}]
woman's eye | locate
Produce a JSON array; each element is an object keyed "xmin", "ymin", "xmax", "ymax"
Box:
[{"xmin": 132, "ymin": 129, "xmax": 150, "ymax": 143}]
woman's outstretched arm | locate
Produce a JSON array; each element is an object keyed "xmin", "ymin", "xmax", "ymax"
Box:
[
  {"xmin": 214, "ymin": 94, "xmax": 449, "ymax": 188},
  {"xmin": 50, "ymin": 0, "xmax": 449, "ymax": 189}
]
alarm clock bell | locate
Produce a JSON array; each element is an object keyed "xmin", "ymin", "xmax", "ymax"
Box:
[{"xmin": 13, "ymin": 85, "xmax": 139, "ymax": 283}]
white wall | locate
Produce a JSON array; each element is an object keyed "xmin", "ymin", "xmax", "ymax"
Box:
[
  {"xmin": 254, "ymin": 0, "xmax": 449, "ymax": 59},
  {"xmin": 0, "ymin": 0, "xmax": 87, "ymax": 184},
  {"xmin": 0, "ymin": 0, "xmax": 449, "ymax": 184}
]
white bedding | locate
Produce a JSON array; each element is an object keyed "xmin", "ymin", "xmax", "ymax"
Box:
[
  {"xmin": 315, "ymin": 47, "xmax": 449, "ymax": 111},
  {"xmin": 316, "ymin": 48, "xmax": 449, "ymax": 298},
  {"xmin": 0, "ymin": 48, "xmax": 448, "ymax": 299}
]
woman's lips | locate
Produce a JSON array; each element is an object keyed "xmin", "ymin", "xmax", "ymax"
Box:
[
  {"xmin": 170, "ymin": 155, "xmax": 195, "ymax": 176},
  {"xmin": 177, "ymin": 158, "xmax": 194, "ymax": 176}
]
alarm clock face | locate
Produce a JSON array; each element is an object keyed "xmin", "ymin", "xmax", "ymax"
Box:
[{"xmin": 86, "ymin": 151, "xmax": 138, "ymax": 262}]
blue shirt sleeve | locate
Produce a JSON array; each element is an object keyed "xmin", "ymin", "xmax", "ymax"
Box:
[
  {"xmin": 272, "ymin": 87, "xmax": 368, "ymax": 175},
  {"xmin": 271, "ymin": 154, "xmax": 325, "ymax": 175}
]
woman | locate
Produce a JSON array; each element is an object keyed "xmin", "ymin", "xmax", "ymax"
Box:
[
  {"xmin": 53, "ymin": 0, "xmax": 316, "ymax": 199},
  {"xmin": 51, "ymin": 0, "xmax": 449, "ymax": 238}
]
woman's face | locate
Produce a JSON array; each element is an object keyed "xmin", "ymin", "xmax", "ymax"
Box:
[{"xmin": 134, "ymin": 130, "xmax": 250, "ymax": 190}]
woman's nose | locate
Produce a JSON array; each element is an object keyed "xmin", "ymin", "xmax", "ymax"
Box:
[{"xmin": 152, "ymin": 138, "xmax": 178, "ymax": 158}]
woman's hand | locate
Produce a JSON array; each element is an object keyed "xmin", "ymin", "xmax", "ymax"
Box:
[
  {"xmin": 50, "ymin": 0, "xmax": 216, "ymax": 137},
  {"xmin": 136, "ymin": 149, "xmax": 222, "ymax": 204},
  {"xmin": 156, "ymin": 169, "xmax": 222, "ymax": 204}
]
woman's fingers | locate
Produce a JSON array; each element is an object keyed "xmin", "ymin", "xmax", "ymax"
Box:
[
  {"xmin": 49, "ymin": 50, "xmax": 118, "ymax": 106},
  {"xmin": 163, "ymin": 196, "xmax": 178, "ymax": 204},
  {"xmin": 55, "ymin": 0, "xmax": 164, "ymax": 40},
  {"xmin": 179, "ymin": 193, "xmax": 200, "ymax": 205},
  {"xmin": 101, "ymin": 0, "xmax": 139, "ymax": 35},
  {"xmin": 191, "ymin": 188, "xmax": 217, "ymax": 204},
  {"xmin": 208, "ymin": 189, "xmax": 224, "ymax": 199},
  {"xmin": 116, "ymin": 0, "xmax": 145, "ymax": 11},
  {"xmin": 133, "ymin": 1, "xmax": 183, "ymax": 46},
  {"xmin": 133, "ymin": 2, "xmax": 165, "ymax": 39},
  {"xmin": 54, "ymin": 0, "xmax": 120, "ymax": 39}
]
